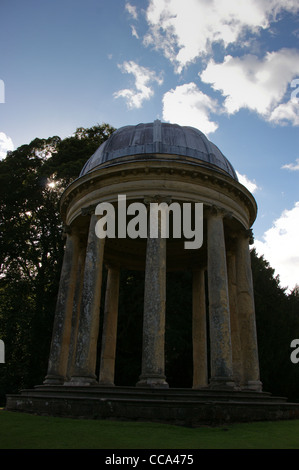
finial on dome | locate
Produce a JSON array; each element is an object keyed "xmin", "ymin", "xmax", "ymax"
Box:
[{"xmin": 153, "ymin": 119, "xmax": 162, "ymax": 143}]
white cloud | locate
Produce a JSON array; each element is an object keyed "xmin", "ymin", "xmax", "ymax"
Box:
[
  {"xmin": 114, "ymin": 61, "xmax": 163, "ymax": 109},
  {"xmin": 269, "ymin": 99, "xmax": 299, "ymax": 126},
  {"xmin": 125, "ymin": 2, "xmax": 138, "ymax": 20},
  {"xmin": 126, "ymin": 2, "xmax": 139, "ymax": 37},
  {"xmin": 162, "ymin": 83, "xmax": 218, "ymax": 134},
  {"xmin": 130, "ymin": 25, "xmax": 139, "ymax": 39},
  {"xmin": 254, "ymin": 202, "xmax": 299, "ymax": 291},
  {"xmin": 0, "ymin": 132, "xmax": 14, "ymax": 160},
  {"xmin": 236, "ymin": 171, "xmax": 259, "ymax": 193},
  {"xmin": 200, "ymin": 49, "xmax": 299, "ymax": 119},
  {"xmin": 282, "ymin": 158, "xmax": 299, "ymax": 171},
  {"xmin": 143, "ymin": 0, "xmax": 299, "ymax": 72}
]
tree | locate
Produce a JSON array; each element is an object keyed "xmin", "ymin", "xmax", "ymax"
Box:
[
  {"xmin": 43, "ymin": 124, "xmax": 115, "ymax": 183},
  {"xmin": 0, "ymin": 124, "xmax": 115, "ymax": 404},
  {"xmin": 251, "ymin": 248, "xmax": 299, "ymax": 401}
]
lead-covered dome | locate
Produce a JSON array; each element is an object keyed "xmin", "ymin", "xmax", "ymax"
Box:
[{"xmin": 80, "ymin": 120, "xmax": 238, "ymax": 180}]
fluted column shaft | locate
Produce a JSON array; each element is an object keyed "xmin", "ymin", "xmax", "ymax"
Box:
[
  {"xmin": 227, "ymin": 250, "xmax": 243, "ymax": 387},
  {"xmin": 236, "ymin": 231, "xmax": 262, "ymax": 391},
  {"xmin": 192, "ymin": 268, "xmax": 208, "ymax": 388},
  {"xmin": 44, "ymin": 230, "xmax": 80, "ymax": 384},
  {"xmin": 137, "ymin": 203, "xmax": 168, "ymax": 388},
  {"xmin": 70, "ymin": 214, "xmax": 105, "ymax": 385},
  {"xmin": 99, "ymin": 266, "xmax": 120, "ymax": 386},
  {"xmin": 207, "ymin": 208, "xmax": 235, "ymax": 388},
  {"xmin": 66, "ymin": 240, "xmax": 86, "ymax": 380}
]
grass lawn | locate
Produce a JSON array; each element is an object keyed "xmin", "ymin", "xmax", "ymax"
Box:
[{"xmin": 1, "ymin": 409, "xmax": 299, "ymax": 449}]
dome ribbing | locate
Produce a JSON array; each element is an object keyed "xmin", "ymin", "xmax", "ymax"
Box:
[{"xmin": 80, "ymin": 120, "xmax": 238, "ymax": 180}]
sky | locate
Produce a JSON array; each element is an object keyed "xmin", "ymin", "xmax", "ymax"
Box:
[{"xmin": 1, "ymin": 0, "xmax": 299, "ymax": 292}]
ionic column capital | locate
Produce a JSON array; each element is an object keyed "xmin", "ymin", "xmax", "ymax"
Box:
[
  {"xmin": 206, "ymin": 204, "xmax": 232, "ymax": 220},
  {"xmin": 242, "ymin": 228, "xmax": 254, "ymax": 244},
  {"xmin": 105, "ymin": 263, "xmax": 120, "ymax": 271},
  {"xmin": 62, "ymin": 225, "xmax": 86, "ymax": 240},
  {"xmin": 230, "ymin": 227, "xmax": 254, "ymax": 245},
  {"xmin": 143, "ymin": 195, "xmax": 172, "ymax": 206},
  {"xmin": 81, "ymin": 204, "xmax": 97, "ymax": 216},
  {"xmin": 62, "ymin": 224, "xmax": 72, "ymax": 238}
]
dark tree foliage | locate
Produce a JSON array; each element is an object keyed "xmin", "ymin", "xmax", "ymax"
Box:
[
  {"xmin": 43, "ymin": 124, "xmax": 115, "ymax": 184},
  {"xmin": 0, "ymin": 123, "xmax": 298, "ymax": 405},
  {"xmin": 251, "ymin": 249, "xmax": 299, "ymax": 401},
  {"xmin": 0, "ymin": 124, "xmax": 115, "ymax": 404}
]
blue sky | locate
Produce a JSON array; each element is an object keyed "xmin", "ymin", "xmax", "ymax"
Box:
[{"xmin": 1, "ymin": 0, "xmax": 299, "ymax": 291}]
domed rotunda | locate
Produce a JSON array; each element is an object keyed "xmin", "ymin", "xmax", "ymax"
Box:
[
  {"xmin": 44, "ymin": 119, "xmax": 260, "ymax": 390},
  {"xmin": 10, "ymin": 120, "xmax": 296, "ymax": 425}
]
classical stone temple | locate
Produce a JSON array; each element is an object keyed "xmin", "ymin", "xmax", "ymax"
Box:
[{"xmin": 6, "ymin": 121, "xmax": 299, "ymax": 424}]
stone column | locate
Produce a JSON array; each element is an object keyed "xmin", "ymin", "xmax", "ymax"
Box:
[
  {"xmin": 192, "ymin": 268, "xmax": 208, "ymax": 388},
  {"xmin": 207, "ymin": 207, "xmax": 235, "ymax": 389},
  {"xmin": 137, "ymin": 200, "xmax": 168, "ymax": 388},
  {"xmin": 66, "ymin": 239, "xmax": 86, "ymax": 380},
  {"xmin": 99, "ymin": 266, "xmax": 120, "ymax": 386},
  {"xmin": 227, "ymin": 249, "xmax": 243, "ymax": 387},
  {"xmin": 236, "ymin": 230, "xmax": 262, "ymax": 391},
  {"xmin": 44, "ymin": 228, "xmax": 80, "ymax": 385},
  {"xmin": 70, "ymin": 213, "xmax": 105, "ymax": 385}
]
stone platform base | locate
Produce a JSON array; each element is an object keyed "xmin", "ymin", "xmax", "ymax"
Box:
[{"xmin": 6, "ymin": 385, "xmax": 299, "ymax": 426}]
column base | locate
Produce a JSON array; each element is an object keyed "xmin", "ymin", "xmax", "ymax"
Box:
[
  {"xmin": 43, "ymin": 374, "xmax": 65, "ymax": 385},
  {"xmin": 66, "ymin": 376, "xmax": 97, "ymax": 386},
  {"xmin": 209, "ymin": 376, "xmax": 236, "ymax": 390},
  {"xmin": 192, "ymin": 384, "xmax": 209, "ymax": 390},
  {"xmin": 136, "ymin": 375, "xmax": 169, "ymax": 388},
  {"xmin": 98, "ymin": 381, "xmax": 115, "ymax": 387},
  {"xmin": 242, "ymin": 380, "xmax": 263, "ymax": 392}
]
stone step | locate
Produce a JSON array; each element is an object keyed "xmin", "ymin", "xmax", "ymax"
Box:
[
  {"xmin": 15, "ymin": 385, "xmax": 288, "ymax": 404},
  {"xmin": 6, "ymin": 388, "xmax": 299, "ymax": 426}
]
